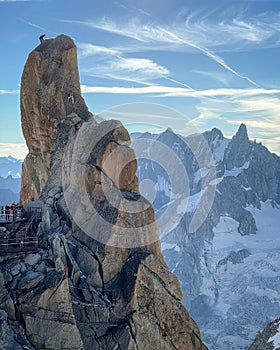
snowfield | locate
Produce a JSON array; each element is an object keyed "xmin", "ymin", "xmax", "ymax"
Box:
[{"xmin": 199, "ymin": 200, "xmax": 280, "ymax": 349}]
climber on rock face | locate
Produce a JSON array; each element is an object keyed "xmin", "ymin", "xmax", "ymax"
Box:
[
  {"xmin": 39, "ymin": 34, "xmax": 46, "ymax": 43},
  {"xmin": 66, "ymin": 89, "xmax": 74, "ymax": 104}
]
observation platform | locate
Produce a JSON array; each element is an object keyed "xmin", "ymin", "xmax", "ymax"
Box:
[{"xmin": 0, "ymin": 206, "xmax": 42, "ymax": 255}]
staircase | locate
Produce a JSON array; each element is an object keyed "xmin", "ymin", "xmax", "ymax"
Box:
[{"xmin": 0, "ymin": 207, "xmax": 42, "ymax": 255}]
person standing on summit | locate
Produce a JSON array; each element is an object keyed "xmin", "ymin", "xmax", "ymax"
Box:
[{"xmin": 39, "ymin": 34, "xmax": 46, "ymax": 43}]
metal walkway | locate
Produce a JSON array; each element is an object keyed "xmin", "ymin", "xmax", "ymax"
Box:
[{"xmin": 0, "ymin": 206, "xmax": 42, "ymax": 255}]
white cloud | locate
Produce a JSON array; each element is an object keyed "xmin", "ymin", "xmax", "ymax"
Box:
[
  {"xmin": 192, "ymin": 93, "xmax": 280, "ymax": 154},
  {"xmin": 81, "ymin": 83, "xmax": 280, "ymax": 154},
  {"xmin": 78, "ymin": 41, "xmax": 193, "ymax": 88},
  {"xmin": 82, "ymin": 84, "xmax": 280, "ymax": 147},
  {"xmin": 77, "ymin": 43, "xmax": 120, "ymax": 58},
  {"xmin": 0, "ymin": 143, "xmax": 28, "ymax": 160},
  {"xmin": 236, "ymin": 97, "xmax": 280, "ymax": 114},
  {"xmin": 0, "ymin": 0, "xmax": 31, "ymax": 2},
  {"xmin": 84, "ymin": 56, "xmax": 172, "ymax": 86},
  {"xmin": 82, "ymin": 84, "xmax": 280, "ymax": 98},
  {"xmin": 112, "ymin": 58, "xmax": 169, "ymax": 75},
  {"xmin": 67, "ymin": 9, "xmax": 280, "ymax": 88},
  {"xmin": 81, "ymin": 84, "xmax": 184, "ymax": 94},
  {"xmin": 64, "ymin": 11, "xmax": 280, "ymax": 153},
  {"xmin": 58, "ymin": 7, "xmax": 280, "ymax": 55},
  {"xmin": 72, "ymin": 17, "xmax": 260, "ymax": 86},
  {"xmin": 192, "ymin": 70, "xmax": 233, "ymax": 86},
  {"xmin": 111, "ymin": 56, "xmax": 169, "ymax": 77},
  {"xmin": 0, "ymin": 89, "xmax": 19, "ymax": 95},
  {"xmin": 76, "ymin": 12, "xmax": 280, "ymax": 51},
  {"xmin": 152, "ymin": 27, "xmax": 258, "ymax": 86},
  {"xmin": 182, "ymin": 14, "xmax": 277, "ymax": 48}
]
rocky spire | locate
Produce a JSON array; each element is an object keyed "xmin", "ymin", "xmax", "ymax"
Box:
[
  {"xmin": 224, "ymin": 123, "xmax": 252, "ymax": 170},
  {"xmin": 20, "ymin": 34, "xmax": 93, "ymax": 203},
  {"xmin": 236, "ymin": 123, "xmax": 249, "ymax": 140},
  {"xmin": 7, "ymin": 34, "xmax": 209, "ymax": 350}
]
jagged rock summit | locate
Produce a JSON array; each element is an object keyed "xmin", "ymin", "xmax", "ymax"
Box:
[{"xmin": 0, "ymin": 34, "xmax": 208, "ymax": 349}]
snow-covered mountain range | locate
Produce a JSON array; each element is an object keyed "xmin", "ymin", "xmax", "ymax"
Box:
[
  {"xmin": 0, "ymin": 156, "xmax": 22, "ymax": 178},
  {"xmin": 131, "ymin": 124, "xmax": 280, "ymax": 350}
]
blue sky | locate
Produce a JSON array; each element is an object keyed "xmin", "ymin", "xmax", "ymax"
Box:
[{"xmin": 0, "ymin": 0, "xmax": 280, "ymax": 158}]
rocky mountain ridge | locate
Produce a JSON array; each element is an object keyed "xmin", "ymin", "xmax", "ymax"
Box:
[
  {"xmin": 0, "ymin": 156, "xmax": 22, "ymax": 178},
  {"xmin": 0, "ymin": 34, "xmax": 207, "ymax": 350},
  {"xmin": 0, "ymin": 175, "xmax": 21, "ymax": 205},
  {"xmin": 132, "ymin": 124, "xmax": 280, "ymax": 350}
]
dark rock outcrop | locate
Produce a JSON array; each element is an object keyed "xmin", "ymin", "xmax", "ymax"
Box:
[{"xmin": 248, "ymin": 317, "xmax": 280, "ymax": 350}]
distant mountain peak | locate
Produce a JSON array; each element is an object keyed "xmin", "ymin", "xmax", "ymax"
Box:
[
  {"xmin": 211, "ymin": 127, "xmax": 224, "ymax": 136},
  {"xmin": 203, "ymin": 127, "xmax": 224, "ymax": 144},
  {"xmin": 234, "ymin": 123, "xmax": 249, "ymax": 142},
  {"xmin": 166, "ymin": 127, "xmax": 174, "ymax": 133},
  {"xmin": 224, "ymin": 124, "xmax": 251, "ymax": 170},
  {"xmin": 0, "ymin": 156, "xmax": 22, "ymax": 178}
]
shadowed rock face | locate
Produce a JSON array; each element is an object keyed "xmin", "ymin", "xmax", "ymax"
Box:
[{"xmin": 1, "ymin": 34, "xmax": 210, "ymax": 349}]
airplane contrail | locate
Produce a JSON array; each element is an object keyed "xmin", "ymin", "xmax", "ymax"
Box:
[{"xmin": 159, "ymin": 27, "xmax": 259, "ymax": 87}]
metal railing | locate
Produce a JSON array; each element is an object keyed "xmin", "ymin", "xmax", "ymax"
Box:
[
  {"xmin": 0, "ymin": 237, "xmax": 38, "ymax": 253},
  {"xmin": 0, "ymin": 206, "xmax": 42, "ymax": 254},
  {"xmin": 0, "ymin": 206, "xmax": 22, "ymax": 223},
  {"xmin": 0, "ymin": 206, "xmax": 42, "ymax": 223}
]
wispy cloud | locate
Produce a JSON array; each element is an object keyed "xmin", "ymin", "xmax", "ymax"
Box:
[
  {"xmin": 20, "ymin": 18, "xmax": 60, "ymax": 36},
  {"xmin": 78, "ymin": 41, "xmax": 193, "ymax": 88},
  {"xmin": 192, "ymin": 70, "xmax": 233, "ymax": 86},
  {"xmin": 64, "ymin": 9, "xmax": 280, "ymax": 154},
  {"xmin": 0, "ymin": 0, "xmax": 31, "ymax": 2},
  {"xmin": 19, "ymin": 18, "xmax": 47, "ymax": 32},
  {"xmin": 63, "ymin": 6, "xmax": 280, "ymax": 89},
  {"xmin": 82, "ymin": 85, "xmax": 280, "ymax": 98},
  {"xmin": 81, "ymin": 84, "xmax": 185, "ymax": 94},
  {"xmin": 0, "ymin": 89, "xmax": 19, "ymax": 95},
  {"xmin": 158, "ymin": 27, "xmax": 259, "ymax": 86},
  {"xmin": 190, "ymin": 91, "xmax": 280, "ymax": 154},
  {"xmin": 84, "ymin": 56, "xmax": 172, "ymax": 86},
  {"xmin": 0, "ymin": 143, "xmax": 28, "ymax": 159},
  {"xmin": 64, "ymin": 10, "xmax": 280, "ymax": 52},
  {"xmin": 81, "ymin": 84, "xmax": 280, "ymax": 153},
  {"xmin": 110, "ymin": 57, "xmax": 169, "ymax": 78},
  {"xmin": 71, "ymin": 16, "xmax": 261, "ymax": 86},
  {"xmin": 78, "ymin": 43, "xmax": 120, "ymax": 58},
  {"xmin": 182, "ymin": 12, "xmax": 280, "ymax": 49}
]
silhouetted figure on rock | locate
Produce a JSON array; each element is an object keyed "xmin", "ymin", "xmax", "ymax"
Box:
[{"xmin": 39, "ymin": 34, "xmax": 46, "ymax": 43}]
